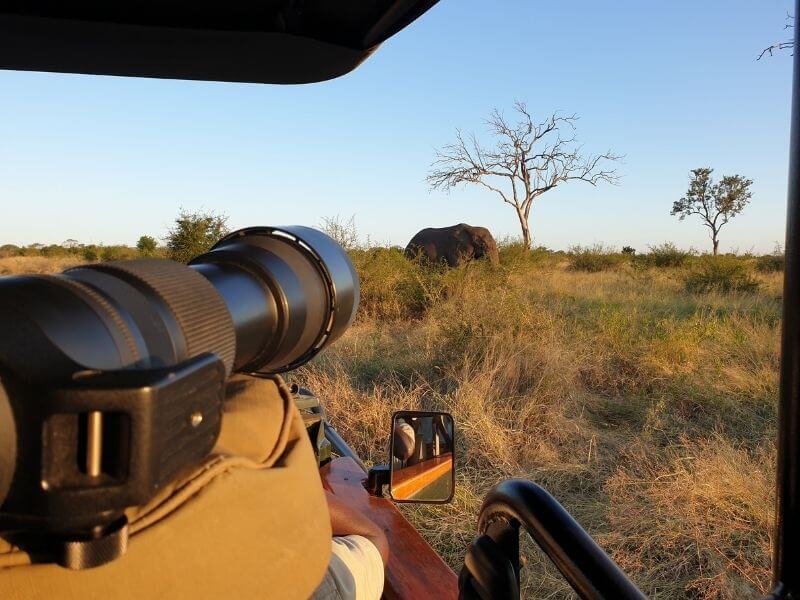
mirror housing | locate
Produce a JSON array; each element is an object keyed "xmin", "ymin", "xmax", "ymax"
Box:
[{"xmin": 389, "ymin": 410, "xmax": 455, "ymax": 503}]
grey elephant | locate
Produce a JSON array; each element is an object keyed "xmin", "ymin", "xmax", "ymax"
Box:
[{"xmin": 404, "ymin": 224, "xmax": 499, "ymax": 267}]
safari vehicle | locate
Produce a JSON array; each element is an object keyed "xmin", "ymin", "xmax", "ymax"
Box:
[{"xmin": 0, "ymin": 3, "xmax": 798, "ymax": 600}]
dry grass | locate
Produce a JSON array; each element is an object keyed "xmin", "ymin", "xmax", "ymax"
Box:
[
  {"xmin": 296, "ymin": 249, "xmax": 781, "ymax": 599},
  {"xmin": 0, "ymin": 256, "xmax": 83, "ymax": 275}
]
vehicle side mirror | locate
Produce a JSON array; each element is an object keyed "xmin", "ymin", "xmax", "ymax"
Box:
[{"xmin": 389, "ymin": 411, "xmax": 455, "ymax": 503}]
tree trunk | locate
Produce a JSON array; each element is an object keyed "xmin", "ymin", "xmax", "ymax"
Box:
[
  {"xmin": 712, "ymin": 235, "xmax": 719, "ymax": 256},
  {"xmin": 516, "ymin": 207, "xmax": 532, "ymax": 249}
]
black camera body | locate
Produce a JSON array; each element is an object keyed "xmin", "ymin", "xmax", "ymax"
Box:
[{"xmin": 0, "ymin": 226, "xmax": 358, "ymax": 568}]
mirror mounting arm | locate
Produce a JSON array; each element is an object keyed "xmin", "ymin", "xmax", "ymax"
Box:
[{"xmin": 366, "ymin": 465, "xmax": 390, "ymax": 497}]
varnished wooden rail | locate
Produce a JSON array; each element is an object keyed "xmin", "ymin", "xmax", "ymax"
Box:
[
  {"xmin": 391, "ymin": 454, "xmax": 453, "ymax": 500},
  {"xmin": 320, "ymin": 457, "xmax": 458, "ymax": 600}
]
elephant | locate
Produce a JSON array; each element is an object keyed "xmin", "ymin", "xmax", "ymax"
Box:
[{"xmin": 404, "ymin": 223, "xmax": 499, "ymax": 267}]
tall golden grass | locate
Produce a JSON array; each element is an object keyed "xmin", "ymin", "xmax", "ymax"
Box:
[
  {"xmin": 0, "ymin": 256, "xmax": 83, "ymax": 275},
  {"xmin": 298, "ymin": 246, "xmax": 781, "ymax": 599}
]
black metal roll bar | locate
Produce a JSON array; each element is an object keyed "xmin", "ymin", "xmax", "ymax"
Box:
[
  {"xmin": 774, "ymin": 3, "xmax": 800, "ymax": 597},
  {"xmin": 458, "ymin": 479, "xmax": 645, "ymax": 600}
]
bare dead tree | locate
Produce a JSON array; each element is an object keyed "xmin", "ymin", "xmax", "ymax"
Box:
[
  {"xmin": 427, "ymin": 102, "xmax": 621, "ymax": 249},
  {"xmin": 758, "ymin": 12, "xmax": 794, "ymax": 60},
  {"xmin": 320, "ymin": 214, "xmax": 359, "ymax": 250}
]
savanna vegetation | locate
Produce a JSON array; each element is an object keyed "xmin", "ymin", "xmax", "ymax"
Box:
[
  {"xmin": 294, "ymin": 242, "xmax": 782, "ymax": 600},
  {"xmin": 0, "ymin": 209, "xmax": 227, "ymax": 274},
  {"xmin": 1, "ymin": 234, "xmax": 784, "ymax": 599}
]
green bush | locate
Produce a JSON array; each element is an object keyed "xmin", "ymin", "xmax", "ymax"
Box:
[
  {"xmin": 683, "ymin": 255, "xmax": 759, "ymax": 294},
  {"xmin": 137, "ymin": 235, "xmax": 159, "ymax": 257},
  {"xmin": 0, "ymin": 244, "xmax": 21, "ymax": 258},
  {"xmin": 166, "ymin": 210, "xmax": 229, "ymax": 263},
  {"xmin": 348, "ymin": 247, "xmax": 443, "ymax": 320},
  {"xmin": 100, "ymin": 246, "xmax": 138, "ymax": 262},
  {"xmin": 755, "ymin": 253, "xmax": 784, "ymax": 273},
  {"xmin": 498, "ymin": 242, "xmax": 554, "ymax": 270},
  {"xmin": 568, "ymin": 244, "xmax": 625, "ymax": 272},
  {"xmin": 39, "ymin": 244, "xmax": 71, "ymax": 258},
  {"xmin": 348, "ymin": 246, "xmax": 512, "ymax": 321},
  {"xmin": 645, "ymin": 242, "xmax": 693, "ymax": 268},
  {"xmin": 82, "ymin": 245, "xmax": 99, "ymax": 261}
]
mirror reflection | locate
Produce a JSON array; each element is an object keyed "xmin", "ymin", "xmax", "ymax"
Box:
[{"xmin": 390, "ymin": 411, "xmax": 454, "ymax": 502}]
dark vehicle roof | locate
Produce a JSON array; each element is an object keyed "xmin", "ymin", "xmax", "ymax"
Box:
[{"xmin": 0, "ymin": 1, "xmax": 439, "ymax": 83}]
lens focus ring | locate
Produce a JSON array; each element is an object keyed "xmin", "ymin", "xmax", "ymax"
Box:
[{"xmin": 72, "ymin": 260, "xmax": 236, "ymax": 375}]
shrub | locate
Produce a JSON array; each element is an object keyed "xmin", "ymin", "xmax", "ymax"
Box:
[
  {"xmin": 683, "ymin": 255, "xmax": 759, "ymax": 294},
  {"xmin": 166, "ymin": 209, "xmax": 229, "ymax": 263},
  {"xmin": 755, "ymin": 252, "xmax": 784, "ymax": 273},
  {"xmin": 43, "ymin": 244, "xmax": 79, "ymax": 258},
  {"xmin": 82, "ymin": 245, "xmax": 99, "ymax": 261},
  {"xmin": 136, "ymin": 235, "xmax": 159, "ymax": 257},
  {"xmin": 0, "ymin": 244, "xmax": 21, "ymax": 258},
  {"xmin": 320, "ymin": 215, "xmax": 359, "ymax": 250},
  {"xmin": 499, "ymin": 242, "xmax": 554, "ymax": 270},
  {"xmin": 348, "ymin": 247, "xmax": 442, "ymax": 320},
  {"xmin": 622, "ymin": 246, "xmax": 636, "ymax": 255},
  {"xmin": 568, "ymin": 244, "xmax": 624, "ymax": 272},
  {"xmin": 645, "ymin": 242, "xmax": 693, "ymax": 268},
  {"xmin": 100, "ymin": 246, "xmax": 137, "ymax": 262}
]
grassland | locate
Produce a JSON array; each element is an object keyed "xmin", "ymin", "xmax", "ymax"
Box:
[
  {"xmin": 298, "ymin": 246, "xmax": 782, "ymax": 599},
  {"xmin": 3, "ymin": 246, "xmax": 782, "ymax": 599}
]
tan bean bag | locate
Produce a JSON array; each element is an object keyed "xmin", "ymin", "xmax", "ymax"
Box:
[{"xmin": 0, "ymin": 374, "xmax": 331, "ymax": 599}]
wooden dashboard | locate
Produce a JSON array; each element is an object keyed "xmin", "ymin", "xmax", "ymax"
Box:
[{"xmin": 319, "ymin": 457, "xmax": 459, "ymax": 600}]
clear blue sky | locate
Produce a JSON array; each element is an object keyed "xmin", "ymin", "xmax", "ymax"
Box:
[{"xmin": 0, "ymin": 1, "xmax": 794, "ymax": 253}]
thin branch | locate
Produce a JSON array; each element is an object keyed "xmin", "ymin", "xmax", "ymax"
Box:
[
  {"xmin": 427, "ymin": 102, "xmax": 622, "ymax": 247},
  {"xmin": 758, "ymin": 12, "xmax": 794, "ymax": 60}
]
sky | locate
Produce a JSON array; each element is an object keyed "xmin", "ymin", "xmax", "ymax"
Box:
[{"xmin": 0, "ymin": 1, "xmax": 794, "ymax": 253}]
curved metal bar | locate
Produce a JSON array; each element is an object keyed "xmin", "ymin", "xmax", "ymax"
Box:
[
  {"xmin": 763, "ymin": 583, "xmax": 788, "ymax": 600},
  {"xmin": 324, "ymin": 422, "xmax": 368, "ymax": 474},
  {"xmin": 473, "ymin": 479, "xmax": 646, "ymax": 600}
]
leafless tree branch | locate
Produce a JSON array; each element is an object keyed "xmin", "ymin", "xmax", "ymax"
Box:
[
  {"xmin": 758, "ymin": 12, "xmax": 794, "ymax": 60},
  {"xmin": 427, "ymin": 102, "xmax": 622, "ymax": 248}
]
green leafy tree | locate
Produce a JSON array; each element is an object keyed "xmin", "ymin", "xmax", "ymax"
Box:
[
  {"xmin": 166, "ymin": 210, "xmax": 229, "ymax": 263},
  {"xmin": 671, "ymin": 168, "xmax": 753, "ymax": 255},
  {"xmin": 136, "ymin": 235, "xmax": 158, "ymax": 257}
]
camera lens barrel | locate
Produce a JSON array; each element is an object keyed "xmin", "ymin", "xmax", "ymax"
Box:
[
  {"xmin": 191, "ymin": 226, "xmax": 358, "ymax": 373},
  {"xmin": 0, "ymin": 226, "xmax": 358, "ymax": 382}
]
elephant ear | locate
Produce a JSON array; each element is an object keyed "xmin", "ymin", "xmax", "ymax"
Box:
[{"xmin": 453, "ymin": 226, "xmax": 474, "ymax": 249}]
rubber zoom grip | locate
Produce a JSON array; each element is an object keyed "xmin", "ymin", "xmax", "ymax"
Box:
[{"xmin": 81, "ymin": 259, "xmax": 236, "ymax": 375}]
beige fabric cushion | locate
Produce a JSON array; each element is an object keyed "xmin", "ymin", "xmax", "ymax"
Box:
[{"xmin": 0, "ymin": 374, "xmax": 332, "ymax": 599}]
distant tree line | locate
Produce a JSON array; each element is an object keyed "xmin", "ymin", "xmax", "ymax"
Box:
[{"xmin": 1, "ymin": 209, "xmax": 230, "ymax": 264}]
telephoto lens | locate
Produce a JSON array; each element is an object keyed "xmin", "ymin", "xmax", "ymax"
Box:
[
  {"xmin": 190, "ymin": 226, "xmax": 359, "ymax": 374},
  {"xmin": 0, "ymin": 226, "xmax": 358, "ymax": 568}
]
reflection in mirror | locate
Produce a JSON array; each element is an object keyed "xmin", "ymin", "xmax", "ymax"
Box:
[{"xmin": 390, "ymin": 411, "xmax": 455, "ymax": 503}]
